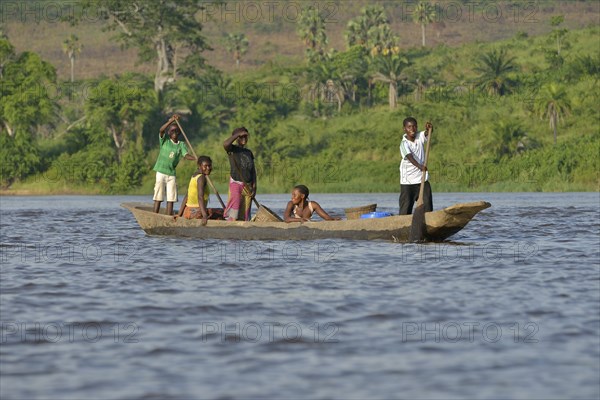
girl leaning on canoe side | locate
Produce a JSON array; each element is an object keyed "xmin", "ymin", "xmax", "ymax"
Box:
[{"xmin": 284, "ymin": 185, "xmax": 340, "ymax": 223}]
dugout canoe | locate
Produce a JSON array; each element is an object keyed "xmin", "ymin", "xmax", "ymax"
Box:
[{"xmin": 121, "ymin": 201, "xmax": 491, "ymax": 242}]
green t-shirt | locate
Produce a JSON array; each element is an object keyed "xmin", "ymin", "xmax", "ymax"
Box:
[{"xmin": 153, "ymin": 134, "xmax": 189, "ymax": 176}]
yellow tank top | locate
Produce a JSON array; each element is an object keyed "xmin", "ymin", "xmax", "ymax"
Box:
[{"xmin": 186, "ymin": 174, "xmax": 209, "ymax": 208}]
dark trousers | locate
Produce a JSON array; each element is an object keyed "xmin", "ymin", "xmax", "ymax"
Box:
[{"xmin": 399, "ymin": 181, "xmax": 433, "ymax": 215}]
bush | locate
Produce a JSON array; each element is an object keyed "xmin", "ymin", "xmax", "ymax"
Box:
[
  {"xmin": 0, "ymin": 131, "xmax": 40, "ymax": 188},
  {"xmin": 111, "ymin": 147, "xmax": 148, "ymax": 193}
]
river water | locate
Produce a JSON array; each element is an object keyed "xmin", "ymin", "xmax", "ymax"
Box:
[{"xmin": 0, "ymin": 192, "xmax": 599, "ymax": 399}]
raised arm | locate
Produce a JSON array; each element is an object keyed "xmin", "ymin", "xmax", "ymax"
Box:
[
  {"xmin": 223, "ymin": 130, "xmax": 247, "ymax": 152},
  {"xmin": 159, "ymin": 114, "xmax": 178, "ymax": 138}
]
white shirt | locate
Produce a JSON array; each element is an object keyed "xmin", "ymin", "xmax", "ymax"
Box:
[{"xmin": 399, "ymin": 131, "xmax": 429, "ymax": 185}]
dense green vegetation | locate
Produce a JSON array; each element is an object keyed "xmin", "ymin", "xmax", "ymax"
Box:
[{"xmin": 1, "ymin": 1, "xmax": 598, "ymax": 194}]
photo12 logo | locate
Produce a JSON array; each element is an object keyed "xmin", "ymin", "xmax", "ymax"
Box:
[
  {"xmin": 198, "ymin": 1, "xmax": 339, "ymax": 24},
  {"xmin": 399, "ymin": 1, "xmax": 539, "ymax": 24},
  {"xmin": 199, "ymin": 321, "xmax": 339, "ymax": 343},
  {"xmin": 200, "ymin": 241, "xmax": 340, "ymax": 263},
  {"xmin": 401, "ymin": 321, "xmax": 540, "ymax": 343},
  {"xmin": 397, "ymin": 241, "xmax": 539, "ymax": 264},
  {"xmin": 0, "ymin": 81, "xmax": 149, "ymax": 105},
  {"xmin": 0, "ymin": 241, "xmax": 138, "ymax": 264},
  {"xmin": 1, "ymin": 321, "xmax": 140, "ymax": 344},
  {"xmin": 0, "ymin": 1, "xmax": 106, "ymax": 24}
]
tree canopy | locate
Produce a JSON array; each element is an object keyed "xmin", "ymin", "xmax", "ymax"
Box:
[
  {"xmin": 1, "ymin": 50, "xmax": 56, "ymax": 138},
  {"xmin": 297, "ymin": 6, "xmax": 328, "ymax": 63},
  {"xmin": 474, "ymin": 49, "xmax": 519, "ymax": 96},
  {"xmin": 71, "ymin": 0, "xmax": 210, "ymax": 93}
]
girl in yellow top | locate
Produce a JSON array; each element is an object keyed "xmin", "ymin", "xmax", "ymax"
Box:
[{"xmin": 177, "ymin": 156, "xmax": 223, "ymax": 224}]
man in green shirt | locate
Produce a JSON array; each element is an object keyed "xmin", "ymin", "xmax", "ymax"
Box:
[{"xmin": 153, "ymin": 115, "xmax": 196, "ymax": 215}]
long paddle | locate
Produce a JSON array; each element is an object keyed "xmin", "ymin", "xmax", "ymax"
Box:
[
  {"xmin": 408, "ymin": 124, "xmax": 432, "ymax": 242},
  {"xmin": 173, "ymin": 118, "xmax": 227, "ymax": 210}
]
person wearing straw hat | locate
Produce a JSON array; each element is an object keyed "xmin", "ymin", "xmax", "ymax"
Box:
[
  {"xmin": 177, "ymin": 156, "xmax": 224, "ymax": 224},
  {"xmin": 223, "ymin": 127, "xmax": 256, "ymax": 221},
  {"xmin": 152, "ymin": 115, "xmax": 197, "ymax": 215}
]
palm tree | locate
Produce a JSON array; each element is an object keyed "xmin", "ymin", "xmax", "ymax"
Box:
[
  {"xmin": 367, "ymin": 24, "xmax": 399, "ymax": 57},
  {"xmin": 360, "ymin": 5, "xmax": 389, "ymax": 48},
  {"xmin": 413, "ymin": 2, "xmax": 436, "ymax": 47},
  {"xmin": 363, "ymin": 5, "xmax": 388, "ymax": 27},
  {"xmin": 345, "ymin": 18, "xmax": 369, "ymax": 47},
  {"xmin": 345, "ymin": 6, "xmax": 399, "ymax": 58},
  {"xmin": 372, "ymin": 54, "xmax": 409, "ymax": 109},
  {"xmin": 315, "ymin": 63, "xmax": 346, "ymax": 112},
  {"xmin": 534, "ymin": 83, "xmax": 572, "ymax": 145},
  {"xmin": 486, "ymin": 119, "xmax": 528, "ymax": 159},
  {"xmin": 225, "ymin": 33, "xmax": 249, "ymax": 69},
  {"xmin": 297, "ymin": 6, "xmax": 328, "ymax": 62},
  {"xmin": 474, "ymin": 49, "xmax": 518, "ymax": 96},
  {"xmin": 62, "ymin": 34, "xmax": 82, "ymax": 83}
]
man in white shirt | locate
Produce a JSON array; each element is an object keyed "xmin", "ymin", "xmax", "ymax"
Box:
[{"xmin": 399, "ymin": 117, "xmax": 433, "ymax": 215}]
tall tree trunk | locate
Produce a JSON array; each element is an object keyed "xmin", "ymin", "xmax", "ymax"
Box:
[
  {"xmin": 70, "ymin": 55, "xmax": 75, "ymax": 83},
  {"xmin": 154, "ymin": 36, "xmax": 171, "ymax": 93},
  {"xmin": 389, "ymin": 81, "xmax": 397, "ymax": 109},
  {"xmin": 421, "ymin": 24, "xmax": 426, "ymax": 47},
  {"xmin": 172, "ymin": 44, "xmax": 178, "ymax": 81},
  {"xmin": 110, "ymin": 124, "xmax": 125, "ymax": 161},
  {"xmin": 3, "ymin": 121, "xmax": 14, "ymax": 137},
  {"xmin": 552, "ymin": 110, "xmax": 557, "ymax": 145}
]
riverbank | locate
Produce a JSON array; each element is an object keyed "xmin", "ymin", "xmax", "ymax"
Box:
[{"xmin": 2, "ymin": 182, "xmax": 597, "ymax": 196}]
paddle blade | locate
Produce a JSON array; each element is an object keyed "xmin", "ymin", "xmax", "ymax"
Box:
[{"xmin": 409, "ymin": 204, "xmax": 427, "ymax": 242}]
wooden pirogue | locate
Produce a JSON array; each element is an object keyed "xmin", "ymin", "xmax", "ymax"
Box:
[{"xmin": 122, "ymin": 201, "xmax": 491, "ymax": 242}]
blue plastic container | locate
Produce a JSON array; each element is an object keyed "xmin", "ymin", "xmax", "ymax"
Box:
[{"xmin": 360, "ymin": 212, "xmax": 393, "ymax": 219}]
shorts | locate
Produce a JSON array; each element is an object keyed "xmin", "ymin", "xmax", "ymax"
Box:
[{"xmin": 153, "ymin": 172, "xmax": 177, "ymax": 202}]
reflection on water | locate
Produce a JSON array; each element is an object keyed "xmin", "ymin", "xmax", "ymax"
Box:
[{"xmin": 1, "ymin": 193, "xmax": 599, "ymax": 399}]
